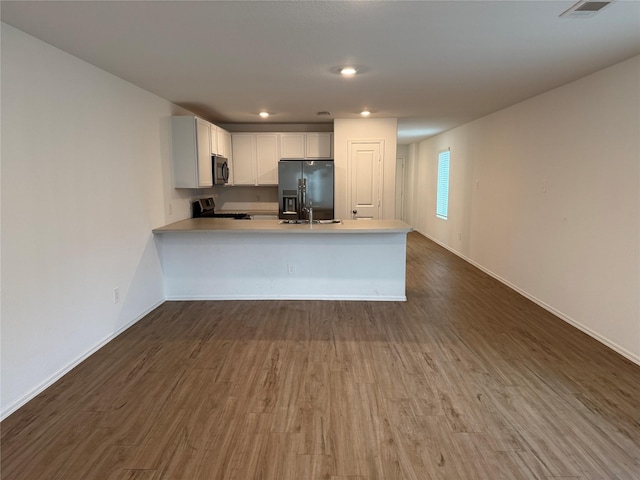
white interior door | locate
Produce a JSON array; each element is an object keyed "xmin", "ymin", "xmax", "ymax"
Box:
[{"xmin": 349, "ymin": 141, "xmax": 382, "ymax": 219}]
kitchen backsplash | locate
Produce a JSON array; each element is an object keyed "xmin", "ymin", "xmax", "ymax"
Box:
[{"xmin": 210, "ymin": 185, "xmax": 278, "ymax": 212}]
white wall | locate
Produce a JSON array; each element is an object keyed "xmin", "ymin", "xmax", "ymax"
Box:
[
  {"xmin": 406, "ymin": 56, "xmax": 640, "ymax": 364},
  {"xmin": 395, "ymin": 145, "xmax": 409, "ymax": 220},
  {"xmin": 0, "ymin": 24, "xmax": 194, "ymax": 418},
  {"xmin": 334, "ymin": 118, "xmax": 398, "ymax": 220},
  {"xmin": 403, "ymin": 143, "xmax": 419, "ymax": 229}
]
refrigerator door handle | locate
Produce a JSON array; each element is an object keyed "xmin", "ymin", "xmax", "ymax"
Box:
[
  {"xmin": 301, "ymin": 178, "xmax": 307, "ymax": 218},
  {"xmin": 297, "ymin": 178, "xmax": 303, "ymax": 218}
]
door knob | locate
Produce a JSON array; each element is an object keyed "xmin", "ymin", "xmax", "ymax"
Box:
[{"xmin": 352, "ymin": 210, "xmax": 358, "ymax": 214}]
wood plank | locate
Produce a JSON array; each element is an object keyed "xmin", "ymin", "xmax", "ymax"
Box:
[{"xmin": 2, "ymin": 232, "xmax": 639, "ymax": 479}]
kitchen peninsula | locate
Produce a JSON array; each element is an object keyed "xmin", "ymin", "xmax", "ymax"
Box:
[{"xmin": 153, "ymin": 219, "xmax": 413, "ymax": 301}]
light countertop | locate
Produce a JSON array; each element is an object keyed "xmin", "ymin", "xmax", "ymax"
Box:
[{"xmin": 153, "ymin": 218, "xmax": 413, "ymax": 234}]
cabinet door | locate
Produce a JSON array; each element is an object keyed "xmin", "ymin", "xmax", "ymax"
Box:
[
  {"xmin": 256, "ymin": 134, "xmax": 279, "ymax": 185},
  {"xmin": 210, "ymin": 125, "xmax": 219, "ymax": 155},
  {"xmin": 280, "ymin": 133, "xmax": 305, "ymax": 159},
  {"xmin": 222, "ymin": 131, "xmax": 232, "ymax": 160},
  {"xmin": 196, "ymin": 118, "xmax": 213, "ymax": 187},
  {"xmin": 222, "ymin": 130, "xmax": 233, "ymax": 183},
  {"xmin": 216, "ymin": 128, "xmax": 226, "ymax": 157},
  {"xmin": 231, "ymin": 134, "xmax": 256, "ymax": 185},
  {"xmin": 306, "ymin": 133, "xmax": 333, "ymax": 159}
]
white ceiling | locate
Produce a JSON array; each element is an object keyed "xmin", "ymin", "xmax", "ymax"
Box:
[{"xmin": 2, "ymin": 1, "xmax": 639, "ymax": 144}]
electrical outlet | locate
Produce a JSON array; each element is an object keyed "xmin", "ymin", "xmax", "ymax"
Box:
[
  {"xmin": 113, "ymin": 287, "xmax": 120, "ymax": 304},
  {"xmin": 287, "ymin": 263, "xmax": 296, "ymax": 275}
]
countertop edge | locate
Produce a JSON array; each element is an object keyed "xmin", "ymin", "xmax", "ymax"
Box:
[{"xmin": 152, "ymin": 218, "xmax": 413, "ymax": 234}]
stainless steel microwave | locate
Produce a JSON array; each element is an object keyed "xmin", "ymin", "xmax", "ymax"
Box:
[{"xmin": 213, "ymin": 155, "xmax": 229, "ymax": 185}]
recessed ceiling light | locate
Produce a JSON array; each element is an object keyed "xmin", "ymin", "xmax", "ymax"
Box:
[
  {"xmin": 340, "ymin": 67, "xmax": 357, "ymax": 76},
  {"xmin": 259, "ymin": 111, "xmax": 269, "ymax": 118},
  {"xmin": 360, "ymin": 110, "xmax": 371, "ymax": 117},
  {"xmin": 330, "ymin": 65, "xmax": 368, "ymax": 76}
]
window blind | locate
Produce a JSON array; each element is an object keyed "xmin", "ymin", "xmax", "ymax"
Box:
[{"xmin": 436, "ymin": 150, "xmax": 450, "ymax": 219}]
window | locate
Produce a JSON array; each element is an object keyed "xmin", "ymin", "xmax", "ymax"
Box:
[{"xmin": 436, "ymin": 149, "xmax": 450, "ymax": 219}]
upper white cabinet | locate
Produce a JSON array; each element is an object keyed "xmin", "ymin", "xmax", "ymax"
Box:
[
  {"xmin": 231, "ymin": 131, "xmax": 332, "ymax": 186},
  {"xmin": 280, "ymin": 133, "xmax": 306, "ymax": 159},
  {"xmin": 230, "ymin": 134, "xmax": 256, "ymax": 185},
  {"xmin": 210, "ymin": 124, "xmax": 219, "ymax": 156},
  {"xmin": 280, "ymin": 132, "xmax": 333, "ymax": 159},
  {"xmin": 216, "ymin": 127, "xmax": 232, "ymax": 158},
  {"xmin": 231, "ymin": 133, "xmax": 279, "ymax": 186},
  {"xmin": 256, "ymin": 134, "xmax": 279, "ymax": 185},
  {"xmin": 217, "ymin": 128, "xmax": 233, "ymax": 183},
  {"xmin": 171, "ymin": 116, "xmax": 213, "ymax": 188},
  {"xmin": 306, "ymin": 133, "xmax": 333, "ymax": 159}
]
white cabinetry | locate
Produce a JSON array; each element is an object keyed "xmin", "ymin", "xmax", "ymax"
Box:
[
  {"xmin": 231, "ymin": 133, "xmax": 279, "ymax": 186},
  {"xmin": 171, "ymin": 116, "xmax": 213, "ymax": 188},
  {"xmin": 256, "ymin": 134, "xmax": 279, "ymax": 185},
  {"xmin": 230, "ymin": 134, "xmax": 256, "ymax": 185},
  {"xmin": 231, "ymin": 131, "xmax": 332, "ymax": 186},
  {"xmin": 216, "ymin": 128, "xmax": 232, "ymax": 158},
  {"xmin": 280, "ymin": 132, "xmax": 333, "ymax": 159},
  {"xmin": 306, "ymin": 133, "xmax": 333, "ymax": 159},
  {"xmin": 210, "ymin": 125, "xmax": 219, "ymax": 155},
  {"xmin": 280, "ymin": 133, "xmax": 306, "ymax": 159}
]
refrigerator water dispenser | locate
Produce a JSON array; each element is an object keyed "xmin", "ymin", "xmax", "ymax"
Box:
[{"xmin": 282, "ymin": 190, "xmax": 298, "ymax": 215}]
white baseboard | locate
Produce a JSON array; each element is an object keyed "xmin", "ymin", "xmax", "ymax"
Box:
[
  {"xmin": 165, "ymin": 294, "xmax": 407, "ymax": 302},
  {"xmin": 417, "ymin": 229, "xmax": 640, "ymax": 367},
  {"xmin": 0, "ymin": 300, "xmax": 165, "ymax": 421}
]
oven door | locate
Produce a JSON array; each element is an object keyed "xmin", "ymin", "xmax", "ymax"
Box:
[{"xmin": 213, "ymin": 156, "xmax": 229, "ymax": 185}]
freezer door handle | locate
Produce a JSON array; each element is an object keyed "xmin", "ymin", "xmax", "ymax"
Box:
[
  {"xmin": 297, "ymin": 178, "xmax": 303, "ymax": 218},
  {"xmin": 301, "ymin": 178, "xmax": 307, "ymax": 217}
]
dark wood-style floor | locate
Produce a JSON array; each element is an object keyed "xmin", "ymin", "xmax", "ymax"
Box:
[{"xmin": 2, "ymin": 232, "xmax": 639, "ymax": 479}]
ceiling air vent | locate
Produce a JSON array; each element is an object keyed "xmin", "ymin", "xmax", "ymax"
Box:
[{"xmin": 560, "ymin": 0, "xmax": 613, "ymax": 18}]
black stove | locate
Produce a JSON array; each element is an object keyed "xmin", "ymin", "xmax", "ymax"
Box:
[{"xmin": 192, "ymin": 197, "xmax": 251, "ymax": 220}]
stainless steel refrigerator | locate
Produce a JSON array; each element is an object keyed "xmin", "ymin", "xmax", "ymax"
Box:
[{"xmin": 278, "ymin": 160, "xmax": 334, "ymax": 220}]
